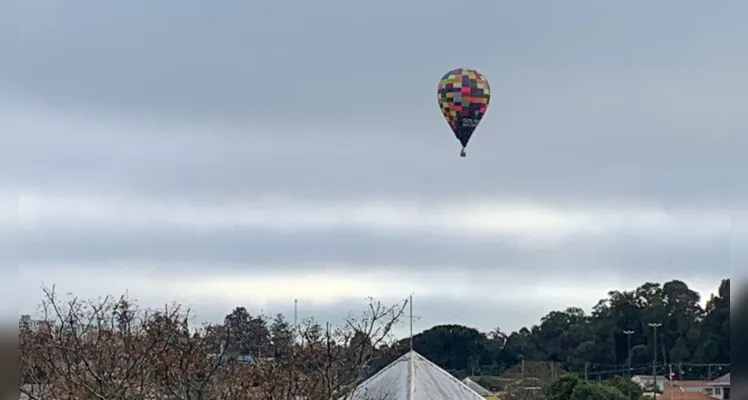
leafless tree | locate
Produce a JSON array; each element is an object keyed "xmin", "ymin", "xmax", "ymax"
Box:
[
  {"xmin": 219, "ymin": 297, "xmax": 407, "ymax": 400},
  {"xmin": 19, "ymin": 287, "xmax": 229, "ymax": 399},
  {"xmin": 19, "ymin": 288, "xmax": 405, "ymax": 400}
]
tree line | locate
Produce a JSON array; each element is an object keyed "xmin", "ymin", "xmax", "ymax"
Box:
[
  {"xmin": 377, "ymin": 278, "xmax": 730, "ymax": 381},
  {"xmin": 18, "ymin": 278, "xmax": 729, "ymax": 399}
]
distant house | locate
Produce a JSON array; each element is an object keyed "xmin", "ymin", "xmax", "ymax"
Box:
[
  {"xmin": 484, "ymin": 361, "xmax": 562, "ymax": 400},
  {"xmin": 666, "ymin": 380, "xmax": 711, "ymax": 393},
  {"xmin": 656, "ymin": 373, "xmax": 730, "ymax": 400},
  {"xmin": 19, "ymin": 315, "xmax": 46, "ymax": 332},
  {"xmin": 705, "ymin": 373, "xmax": 730, "ymax": 400},
  {"xmin": 632, "ymin": 375, "xmax": 667, "ymax": 393},
  {"xmin": 658, "ymin": 385, "xmax": 713, "ymax": 400},
  {"xmin": 498, "ymin": 361, "xmax": 566, "ymax": 383}
]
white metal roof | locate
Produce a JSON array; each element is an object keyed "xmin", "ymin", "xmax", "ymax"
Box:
[
  {"xmin": 708, "ymin": 373, "xmax": 730, "ymax": 386},
  {"xmin": 462, "ymin": 378, "xmax": 494, "ymax": 396},
  {"xmin": 346, "ymin": 351, "xmax": 486, "ymax": 400}
]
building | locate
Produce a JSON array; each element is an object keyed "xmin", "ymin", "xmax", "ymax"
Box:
[
  {"xmin": 657, "ymin": 373, "xmax": 730, "ymax": 400},
  {"xmin": 659, "ymin": 386, "xmax": 713, "ymax": 400},
  {"xmin": 346, "ymin": 350, "xmax": 486, "ymax": 400},
  {"xmin": 19, "ymin": 315, "xmax": 46, "ymax": 332},
  {"xmin": 660, "ymin": 381, "xmax": 713, "ymax": 400},
  {"xmin": 705, "ymin": 373, "xmax": 730, "ymax": 400},
  {"xmin": 20, "ymin": 314, "xmax": 84, "ymax": 336},
  {"xmin": 666, "ymin": 380, "xmax": 710, "ymax": 393},
  {"xmin": 491, "ymin": 360, "xmax": 564, "ymax": 397}
]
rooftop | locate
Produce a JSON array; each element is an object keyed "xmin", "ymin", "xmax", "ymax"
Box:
[
  {"xmin": 347, "ymin": 350, "xmax": 484, "ymax": 400},
  {"xmin": 657, "ymin": 390, "xmax": 713, "ymax": 400},
  {"xmin": 709, "ymin": 373, "xmax": 729, "ymax": 385},
  {"xmin": 667, "ymin": 380, "xmax": 710, "ymax": 388}
]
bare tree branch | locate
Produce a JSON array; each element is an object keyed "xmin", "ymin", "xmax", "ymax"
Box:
[{"xmin": 20, "ymin": 289, "xmax": 405, "ymax": 400}]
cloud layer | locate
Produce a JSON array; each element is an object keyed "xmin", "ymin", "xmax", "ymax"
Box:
[{"xmin": 3, "ymin": 0, "xmax": 740, "ymax": 332}]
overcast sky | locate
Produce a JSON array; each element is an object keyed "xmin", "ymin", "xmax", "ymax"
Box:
[{"xmin": 2, "ymin": 0, "xmax": 743, "ymax": 334}]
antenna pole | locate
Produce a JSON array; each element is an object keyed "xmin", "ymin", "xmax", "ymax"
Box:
[
  {"xmin": 294, "ymin": 298, "xmax": 298, "ymax": 329},
  {"xmin": 407, "ymin": 293, "xmax": 414, "ymax": 400},
  {"xmin": 409, "ymin": 294, "xmax": 413, "ymax": 351}
]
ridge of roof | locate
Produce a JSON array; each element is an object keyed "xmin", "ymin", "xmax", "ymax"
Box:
[
  {"xmin": 348, "ymin": 350, "xmax": 485, "ymax": 400},
  {"xmin": 410, "ymin": 352, "xmax": 486, "ymax": 398}
]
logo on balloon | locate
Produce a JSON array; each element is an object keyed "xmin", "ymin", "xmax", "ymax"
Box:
[{"xmin": 462, "ymin": 118, "xmax": 480, "ymax": 127}]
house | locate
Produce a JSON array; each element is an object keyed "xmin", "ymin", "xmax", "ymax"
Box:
[
  {"xmin": 498, "ymin": 361, "xmax": 565, "ymax": 382},
  {"xmin": 665, "ymin": 380, "xmax": 710, "ymax": 393},
  {"xmin": 658, "ymin": 385, "xmax": 713, "ymax": 400},
  {"xmin": 345, "ymin": 350, "xmax": 486, "ymax": 400},
  {"xmin": 705, "ymin": 373, "xmax": 730, "ymax": 400},
  {"xmin": 19, "ymin": 315, "xmax": 46, "ymax": 332},
  {"xmin": 658, "ymin": 373, "xmax": 730, "ymax": 400},
  {"xmin": 632, "ymin": 375, "xmax": 667, "ymax": 393},
  {"xmin": 490, "ymin": 360, "xmax": 564, "ymax": 395}
]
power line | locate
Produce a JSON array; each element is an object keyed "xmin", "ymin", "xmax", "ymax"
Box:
[
  {"xmin": 565, "ymin": 361, "xmax": 729, "ymax": 369},
  {"xmin": 678, "ymin": 363, "xmax": 729, "ymax": 367}
]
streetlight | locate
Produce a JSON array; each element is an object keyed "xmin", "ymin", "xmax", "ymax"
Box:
[{"xmin": 648, "ymin": 323, "xmax": 662, "ymax": 393}]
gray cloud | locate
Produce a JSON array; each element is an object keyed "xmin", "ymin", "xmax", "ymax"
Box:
[
  {"xmin": 731, "ymin": 212, "xmax": 747, "ymax": 278},
  {"xmin": 2, "ymin": 108, "xmax": 743, "ymax": 208},
  {"xmin": 2, "ymin": 0, "xmax": 745, "ymax": 126},
  {"xmin": 3, "ymin": 0, "xmax": 743, "ymax": 328},
  {"xmin": 2, "ymin": 0, "xmax": 746, "ymax": 207},
  {"xmin": 15, "ymin": 224, "xmax": 730, "ymax": 281}
]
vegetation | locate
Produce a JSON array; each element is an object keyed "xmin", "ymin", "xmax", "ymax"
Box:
[
  {"xmin": 377, "ymin": 278, "xmax": 730, "ymax": 381},
  {"xmin": 18, "ymin": 278, "xmax": 729, "ymax": 399},
  {"xmin": 19, "ymin": 289, "xmax": 407, "ymax": 399},
  {"xmin": 541, "ymin": 374, "xmax": 646, "ymax": 400}
]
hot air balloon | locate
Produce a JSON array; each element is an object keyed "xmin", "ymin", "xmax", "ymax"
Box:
[{"xmin": 437, "ymin": 68, "xmax": 490, "ymax": 157}]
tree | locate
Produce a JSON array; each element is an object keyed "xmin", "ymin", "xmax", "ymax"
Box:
[
  {"xmin": 269, "ymin": 313, "xmax": 293, "ymax": 358},
  {"xmin": 19, "ymin": 288, "xmax": 407, "ymax": 400},
  {"xmin": 696, "ymin": 279, "xmax": 730, "ymax": 364},
  {"xmin": 19, "ymin": 287, "xmax": 230, "ymax": 399},
  {"xmin": 570, "ymin": 381, "xmax": 626, "ymax": 400},
  {"xmin": 605, "ymin": 376, "xmax": 644, "ymax": 400},
  {"xmin": 546, "ymin": 374, "xmax": 630, "ymax": 400},
  {"xmin": 545, "ymin": 374, "xmax": 581, "ymax": 400},
  {"xmin": 19, "ymin": 277, "xmax": 730, "ymax": 397},
  {"xmin": 373, "ymin": 278, "xmax": 729, "ymax": 380}
]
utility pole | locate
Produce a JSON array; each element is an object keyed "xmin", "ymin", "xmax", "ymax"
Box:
[
  {"xmin": 649, "ymin": 323, "xmax": 662, "ymax": 393},
  {"xmin": 623, "ymin": 330, "xmax": 634, "ymax": 376},
  {"xmin": 584, "ymin": 363, "xmax": 588, "ymax": 381},
  {"xmin": 623, "ymin": 330, "xmax": 635, "ymax": 400},
  {"xmin": 550, "ymin": 362, "xmax": 555, "ymax": 380}
]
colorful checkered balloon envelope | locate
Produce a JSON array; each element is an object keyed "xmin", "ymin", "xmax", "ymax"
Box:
[{"xmin": 437, "ymin": 68, "xmax": 490, "ymax": 157}]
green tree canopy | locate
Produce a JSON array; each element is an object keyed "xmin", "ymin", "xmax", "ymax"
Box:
[{"xmin": 376, "ymin": 278, "xmax": 729, "ymax": 380}]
